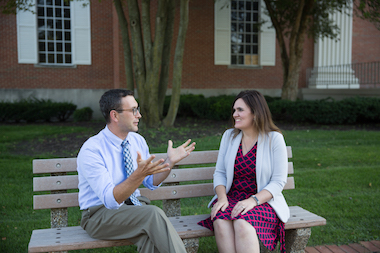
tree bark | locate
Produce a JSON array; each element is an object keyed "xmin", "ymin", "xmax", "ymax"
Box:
[
  {"xmin": 264, "ymin": 0, "xmax": 314, "ymax": 101},
  {"xmin": 264, "ymin": 0, "xmax": 289, "ymax": 86},
  {"xmin": 113, "ymin": 0, "xmax": 134, "ymax": 91},
  {"xmin": 142, "ymin": 0, "xmax": 168, "ymax": 127},
  {"xmin": 112, "ymin": 0, "xmax": 188, "ymax": 128},
  {"xmin": 162, "ymin": 0, "xmax": 189, "ymax": 127},
  {"xmin": 127, "ymin": 0, "xmax": 146, "ymax": 110},
  {"xmin": 158, "ymin": 0, "xmax": 176, "ymax": 118}
]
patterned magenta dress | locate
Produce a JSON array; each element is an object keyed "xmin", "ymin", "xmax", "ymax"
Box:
[{"xmin": 198, "ymin": 143, "xmax": 286, "ymax": 253}]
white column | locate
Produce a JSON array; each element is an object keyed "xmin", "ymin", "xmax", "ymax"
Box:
[{"xmin": 309, "ymin": 2, "xmax": 359, "ymax": 89}]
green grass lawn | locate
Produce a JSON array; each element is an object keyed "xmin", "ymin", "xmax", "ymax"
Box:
[{"xmin": 0, "ymin": 123, "xmax": 379, "ymax": 252}]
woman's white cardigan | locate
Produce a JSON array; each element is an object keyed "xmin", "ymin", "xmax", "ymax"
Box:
[{"xmin": 208, "ymin": 129, "xmax": 290, "ymax": 223}]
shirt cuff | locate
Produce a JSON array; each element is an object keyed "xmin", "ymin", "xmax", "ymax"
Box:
[
  {"xmin": 143, "ymin": 175, "xmax": 160, "ymax": 191},
  {"xmin": 104, "ymin": 186, "xmax": 124, "ymax": 209}
]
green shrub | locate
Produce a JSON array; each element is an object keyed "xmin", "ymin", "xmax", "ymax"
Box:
[
  {"xmin": 162, "ymin": 94, "xmax": 380, "ymax": 125},
  {"xmin": 4, "ymin": 95, "xmax": 378, "ymax": 125},
  {"xmin": 175, "ymin": 94, "xmax": 235, "ymax": 120},
  {"xmin": 180, "ymin": 94, "xmax": 205, "ymax": 117},
  {"xmin": 268, "ymin": 96, "xmax": 380, "ymax": 125},
  {"xmin": 7, "ymin": 101, "xmax": 30, "ymax": 122},
  {"xmin": 0, "ymin": 98, "xmax": 76, "ymax": 122},
  {"xmin": 267, "ymin": 99, "xmax": 293, "ymax": 121},
  {"xmin": 342, "ymin": 96, "xmax": 380, "ymax": 123},
  {"xmin": 50, "ymin": 102, "xmax": 77, "ymax": 122},
  {"xmin": 0, "ymin": 102, "xmax": 11, "ymax": 121},
  {"xmin": 73, "ymin": 107, "xmax": 93, "ymax": 122},
  {"xmin": 207, "ymin": 95, "xmax": 235, "ymax": 120}
]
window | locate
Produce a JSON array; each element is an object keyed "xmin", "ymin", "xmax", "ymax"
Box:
[
  {"xmin": 231, "ymin": 0, "xmax": 259, "ymax": 66},
  {"xmin": 37, "ymin": 0, "xmax": 72, "ymax": 65},
  {"xmin": 215, "ymin": 0, "xmax": 276, "ymax": 66},
  {"xmin": 17, "ymin": 0, "xmax": 91, "ymax": 65}
]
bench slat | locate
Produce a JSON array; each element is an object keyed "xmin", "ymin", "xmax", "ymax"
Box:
[
  {"xmin": 286, "ymin": 206, "xmax": 327, "ymax": 229},
  {"xmin": 33, "ymin": 175, "xmax": 78, "ymax": 191},
  {"xmin": 173, "ymin": 150, "xmax": 219, "ymax": 165},
  {"xmin": 33, "ymin": 167, "xmax": 216, "ymax": 192},
  {"xmin": 33, "ymin": 158, "xmax": 77, "ymax": 174},
  {"xmin": 288, "ymin": 162, "xmax": 294, "ymax": 174},
  {"xmin": 164, "ymin": 167, "xmax": 215, "ymax": 183},
  {"xmin": 33, "ymin": 177, "xmax": 295, "ymax": 209},
  {"xmin": 285, "ymin": 177, "xmax": 295, "ymax": 190},
  {"xmin": 32, "ymin": 147, "xmax": 292, "ymax": 174},
  {"xmin": 170, "ymin": 215, "xmax": 214, "ymax": 239},
  {"xmin": 34, "ymin": 193, "xmax": 79, "ymax": 210},
  {"xmin": 150, "ymin": 148, "xmax": 292, "ymax": 164},
  {"xmin": 33, "ymin": 163, "xmax": 294, "ymax": 192},
  {"xmin": 287, "ymin": 146, "xmax": 292, "ymax": 158},
  {"xmin": 32, "ymin": 151, "xmax": 220, "ymax": 174},
  {"xmin": 150, "ymin": 151, "xmax": 220, "ymax": 165},
  {"xmin": 28, "ymin": 206, "xmax": 324, "ymax": 253},
  {"xmin": 140, "ymin": 183, "xmax": 214, "ymax": 200},
  {"xmin": 28, "ymin": 226, "xmax": 133, "ymax": 252}
]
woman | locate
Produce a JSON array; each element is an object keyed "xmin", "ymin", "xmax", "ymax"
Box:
[{"xmin": 198, "ymin": 90, "xmax": 290, "ymax": 253}]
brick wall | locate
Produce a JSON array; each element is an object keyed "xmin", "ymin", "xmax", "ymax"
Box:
[
  {"xmin": 352, "ymin": 15, "xmax": 380, "ymax": 64},
  {"xmin": 0, "ymin": 0, "xmax": 116, "ymax": 90},
  {"xmin": 180, "ymin": 0, "xmax": 314, "ymax": 90},
  {"xmin": 0, "ymin": 0, "xmax": 378, "ymax": 92}
]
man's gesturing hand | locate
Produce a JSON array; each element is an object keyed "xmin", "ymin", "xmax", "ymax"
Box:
[
  {"xmin": 113, "ymin": 152, "xmax": 169, "ymax": 204},
  {"xmin": 135, "ymin": 152, "xmax": 170, "ymax": 177},
  {"xmin": 167, "ymin": 139, "xmax": 196, "ymax": 167}
]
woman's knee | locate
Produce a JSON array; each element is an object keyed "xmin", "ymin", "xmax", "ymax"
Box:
[
  {"xmin": 213, "ymin": 219, "xmax": 227, "ymax": 230},
  {"xmin": 233, "ymin": 219, "xmax": 257, "ymax": 237},
  {"xmin": 214, "ymin": 219, "xmax": 234, "ymax": 235}
]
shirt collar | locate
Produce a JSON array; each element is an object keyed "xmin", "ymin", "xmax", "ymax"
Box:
[{"xmin": 104, "ymin": 125, "xmax": 125, "ymax": 148}]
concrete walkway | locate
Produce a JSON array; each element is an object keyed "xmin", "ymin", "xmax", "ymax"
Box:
[{"xmin": 306, "ymin": 241, "xmax": 380, "ymax": 253}]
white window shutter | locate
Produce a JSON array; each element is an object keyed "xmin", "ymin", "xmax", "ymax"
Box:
[
  {"xmin": 259, "ymin": 0, "xmax": 276, "ymax": 66},
  {"xmin": 17, "ymin": 2, "xmax": 38, "ymax": 64},
  {"xmin": 214, "ymin": 0, "xmax": 231, "ymax": 65},
  {"xmin": 71, "ymin": 1, "xmax": 91, "ymax": 65}
]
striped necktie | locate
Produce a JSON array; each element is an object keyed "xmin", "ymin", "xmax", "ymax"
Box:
[{"xmin": 121, "ymin": 139, "xmax": 142, "ymax": 206}]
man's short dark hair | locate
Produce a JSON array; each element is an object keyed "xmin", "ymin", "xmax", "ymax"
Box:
[{"xmin": 99, "ymin": 89, "xmax": 134, "ymax": 123}]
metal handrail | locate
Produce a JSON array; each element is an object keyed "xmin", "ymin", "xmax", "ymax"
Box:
[{"xmin": 306, "ymin": 61, "xmax": 380, "ymax": 88}]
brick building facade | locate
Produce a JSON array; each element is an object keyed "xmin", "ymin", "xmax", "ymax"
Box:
[{"xmin": 0, "ymin": 0, "xmax": 379, "ymax": 117}]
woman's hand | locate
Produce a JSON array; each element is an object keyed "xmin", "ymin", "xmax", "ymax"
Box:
[
  {"xmin": 211, "ymin": 198, "xmax": 229, "ymax": 219},
  {"xmin": 231, "ymin": 197, "xmax": 257, "ymax": 218}
]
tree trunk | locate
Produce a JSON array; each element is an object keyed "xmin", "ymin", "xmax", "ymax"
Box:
[
  {"xmin": 264, "ymin": 0, "xmax": 314, "ymax": 101},
  {"xmin": 158, "ymin": 0, "xmax": 176, "ymax": 118},
  {"xmin": 114, "ymin": 0, "xmax": 134, "ymax": 91},
  {"xmin": 127, "ymin": 0, "xmax": 146, "ymax": 111},
  {"xmin": 162, "ymin": 0, "xmax": 189, "ymax": 127},
  {"xmin": 113, "ymin": 0, "xmax": 187, "ymax": 128},
  {"xmin": 127, "ymin": 0, "xmax": 163, "ymax": 128},
  {"xmin": 281, "ymin": 60, "xmax": 301, "ymax": 101},
  {"xmin": 142, "ymin": 0, "xmax": 168, "ymax": 128},
  {"xmin": 280, "ymin": 42, "xmax": 306, "ymax": 100}
]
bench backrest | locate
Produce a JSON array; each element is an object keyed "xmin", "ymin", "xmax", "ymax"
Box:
[{"xmin": 32, "ymin": 147, "xmax": 294, "ymax": 211}]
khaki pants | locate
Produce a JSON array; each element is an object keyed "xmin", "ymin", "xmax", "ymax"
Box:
[{"xmin": 81, "ymin": 196, "xmax": 186, "ymax": 253}]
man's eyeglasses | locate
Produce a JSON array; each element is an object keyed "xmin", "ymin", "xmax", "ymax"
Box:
[{"xmin": 115, "ymin": 107, "xmax": 140, "ymax": 116}]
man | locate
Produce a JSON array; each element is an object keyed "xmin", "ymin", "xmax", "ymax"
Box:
[{"xmin": 77, "ymin": 89, "xmax": 195, "ymax": 253}]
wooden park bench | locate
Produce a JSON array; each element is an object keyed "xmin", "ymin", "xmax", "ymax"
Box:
[{"xmin": 28, "ymin": 147, "xmax": 326, "ymax": 253}]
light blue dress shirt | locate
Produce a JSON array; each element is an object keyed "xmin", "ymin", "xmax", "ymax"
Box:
[{"xmin": 77, "ymin": 126, "xmax": 159, "ymax": 210}]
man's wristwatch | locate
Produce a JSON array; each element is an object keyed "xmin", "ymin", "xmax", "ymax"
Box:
[{"xmin": 251, "ymin": 195, "xmax": 260, "ymax": 205}]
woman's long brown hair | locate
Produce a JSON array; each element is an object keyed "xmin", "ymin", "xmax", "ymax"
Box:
[{"xmin": 232, "ymin": 90, "xmax": 281, "ymax": 138}]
